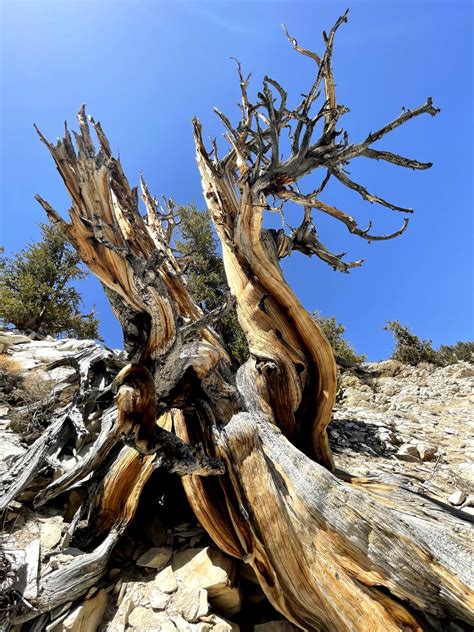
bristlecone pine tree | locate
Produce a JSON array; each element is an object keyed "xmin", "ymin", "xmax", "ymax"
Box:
[{"xmin": 2, "ymin": 12, "xmax": 473, "ymax": 631}]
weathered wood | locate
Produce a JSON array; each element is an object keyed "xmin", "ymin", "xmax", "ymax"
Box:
[
  {"xmin": 12, "ymin": 13, "xmax": 471, "ymax": 630},
  {"xmin": 215, "ymin": 412, "xmax": 473, "ymax": 629}
]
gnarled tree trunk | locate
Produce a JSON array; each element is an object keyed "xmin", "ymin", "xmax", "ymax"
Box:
[{"xmin": 2, "ymin": 12, "xmax": 472, "ymax": 631}]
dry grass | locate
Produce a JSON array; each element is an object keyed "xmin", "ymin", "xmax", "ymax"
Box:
[
  {"xmin": 0, "ymin": 355, "xmax": 57, "ymax": 444},
  {"xmin": 0, "ymin": 355, "xmax": 23, "ymax": 375}
]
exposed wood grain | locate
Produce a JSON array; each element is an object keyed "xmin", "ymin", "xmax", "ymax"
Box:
[{"xmin": 15, "ymin": 15, "xmax": 471, "ymax": 629}]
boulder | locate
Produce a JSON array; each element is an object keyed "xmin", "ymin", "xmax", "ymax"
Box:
[
  {"xmin": 203, "ymin": 615, "xmax": 240, "ymax": 631},
  {"xmin": 128, "ymin": 606, "xmax": 176, "ymax": 631},
  {"xmin": 172, "ymin": 547, "xmax": 241, "ymax": 617},
  {"xmin": 416, "ymin": 443, "xmax": 438, "ymax": 462},
  {"xmin": 149, "ymin": 588, "xmax": 171, "ymax": 610},
  {"xmin": 154, "ymin": 565, "xmax": 178, "ymax": 593},
  {"xmin": 394, "ymin": 444, "xmax": 419, "ymax": 462},
  {"xmin": 40, "ymin": 518, "xmax": 63, "ymax": 550},
  {"xmin": 59, "ymin": 588, "xmax": 108, "ymax": 631},
  {"xmin": 170, "ymin": 586, "xmax": 209, "ymax": 622},
  {"xmin": 136, "ymin": 546, "xmax": 172, "ymax": 569},
  {"xmin": 448, "ymin": 490, "xmax": 466, "ymax": 506}
]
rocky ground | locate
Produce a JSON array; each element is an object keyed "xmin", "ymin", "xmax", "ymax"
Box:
[
  {"xmin": 0, "ymin": 330, "xmax": 472, "ymax": 631},
  {"xmin": 330, "ymin": 360, "xmax": 473, "ymax": 507}
]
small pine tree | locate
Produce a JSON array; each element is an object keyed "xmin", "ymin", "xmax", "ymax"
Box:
[
  {"xmin": 0, "ymin": 223, "xmax": 99, "ymax": 339},
  {"xmin": 175, "ymin": 204, "xmax": 248, "ymax": 365},
  {"xmin": 384, "ymin": 321, "xmax": 442, "ymax": 366},
  {"xmin": 438, "ymin": 341, "xmax": 474, "ymax": 364},
  {"xmin": 312, "ymin": 312, "xmax": 366, "ymax": 367}
]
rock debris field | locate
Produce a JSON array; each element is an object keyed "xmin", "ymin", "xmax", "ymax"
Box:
[{"xmin": 0, "ymin": 330, "xmax": 472, "ymax": 631}]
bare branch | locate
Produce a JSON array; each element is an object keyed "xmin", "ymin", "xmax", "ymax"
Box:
[
  {"xmin": 332, "ymin": 168, "xmax": 414, "ymax": 213},
  {"xmin": 360, "ymin": 148, "xmax": 432, "ymax": 170},
  {"xmin": 204, "ymin": 12, "xmax": 438, "ymax": 272},
  {"xmin": 288, "ymin": 223, "xmax": 364, "ymax": 272},
  {"xmin": 340, "ymin": 98, "xmax": 440, "ymax": 163},
  {"xmin": 181, "ymin": 292, "xmax": 235, "ymax": 341},
  {"xmin": 278, "ymin": 188, "xmax": 410, "ymax": 242}
]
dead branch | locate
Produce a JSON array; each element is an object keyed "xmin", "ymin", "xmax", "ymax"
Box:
[{"xmin": 205, "ymin": 10, "xmax": 439, "ymax": 270}]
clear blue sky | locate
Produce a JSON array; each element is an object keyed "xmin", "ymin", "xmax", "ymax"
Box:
[{"xmin": 1, "ymin": 0, "xmax": 472, "ymax": 360}]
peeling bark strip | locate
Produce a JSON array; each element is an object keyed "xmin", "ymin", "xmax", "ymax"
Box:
[{"xmin": 8, "ymin": 11, "xmax": 470, "ymax": 630}]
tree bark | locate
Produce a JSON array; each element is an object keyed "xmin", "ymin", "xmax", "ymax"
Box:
[{"xmin": 3, "ymin": 13, "xmax": 472, "ymax": 630}]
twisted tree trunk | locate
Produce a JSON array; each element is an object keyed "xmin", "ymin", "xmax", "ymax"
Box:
[{"xmin": 2, "ymin": 12, "xmax": 472, "ymax": 631}]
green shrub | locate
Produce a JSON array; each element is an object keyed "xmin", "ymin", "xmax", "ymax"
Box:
[
  {"xmin": 438, "ymin": 341, "xmax": 474, "ymax": 365},
  {"xmin": 312, "ymin": 312, "xmax": 366, "ymax": 367},
  {"xmin": 385, "ymin": 321, "xmax": 473, "ymax": 366}
]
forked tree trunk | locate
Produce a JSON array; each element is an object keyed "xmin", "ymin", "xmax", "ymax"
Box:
[{"xmin": 3, "ymin": 13, "xmax": 473, "ymax": 631}]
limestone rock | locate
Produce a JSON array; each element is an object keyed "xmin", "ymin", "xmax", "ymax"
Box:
[
  {"xmin": 395, "ymin": 445, "xmax": 419, "ymax": 462},
  {"xmin": 0, "ymin": 332, "xmax": 31, "ymax": 346},
  {"xmin": 128, "ymin": 606, "xmax": 177, "ymax": 631},
  {"xmin": 154, "ymin": 565, "xmax": 178, "ymax": 593},
  {"xmin": 173, "ymin": 547, "xmax": 241, "ymax": 616},
  {"xmin": 170, "ymin": 612, "xmax": 195, "ymax": 631},
  {"xmin": 149, "ymin": 587, "xmax": 171, "ymax": 610},
  {"xmin": 170, "ymin": 586, "xmax": 209, "ymax": 622},
  {"xmin": 201, "ymin": 614, "xmax": 240, "ymax": 631},
  {"xmin": 0, "ymin": 437, "xmax": 26, "ymax": 474},
  {"xmin": 60, "ymin": 588, "xmax": 108, "ymax": 631},
  {"xmin": 448, "ymin": 490, "xmax": 466, "ymax": 506},
  {"xmin": 40, "ymin": 519, "xmax": 63, "ymax": 550},
  {"xmin": 416, "ymin": 443, "xmax": 437, "ymax": 462},
  {"xmin": 136, "ymin": 546, "xmax": 172, "ymax": 569}
]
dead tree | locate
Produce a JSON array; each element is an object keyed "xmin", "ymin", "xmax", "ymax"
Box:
[{"xmin": 2, "ymin": 12, "xmax": 473, "ymax": 630}]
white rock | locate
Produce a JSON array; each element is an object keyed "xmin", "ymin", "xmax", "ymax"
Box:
[
  {"xmin": 171, "ymin": 613, "xmax": 193, "ymax": 631},
  {"xmin": 172, "ymin": 547, "xmax": 241, "ymax": 616},
  {"xmin": 128, "ymin": 607, "xmax": 176, "ymax": 631},
  {"xmin": 60, "ymin": 455, "xmax": 78, "ymax": 472},
  {"xmin": 136, "ymin": 546, "xmax": 172, "ymax": 569},
  {"xmin": 416, "ymin": 443, "xmax": 438, "ymax": 462},
  {"xmin": 205, "ymin": 614, "xmax": 240, "ymax": 631},
  {"xmin": 193, "ymin": 624, "xmax": 213, "ymax": 632},
  {"xmin": 456, "ymin": 462, "xmax": 474, "ymax": 484},
  {"xmin": 33, "ymin": 348, "xmax": 65, "ymax": 362},
  {"xmin": 448, "ymin": 490, "xmax": 466, "ymax": 506},
  {"xmin": 61, "ymin": 588, "xmax": 108, "ymax": 631},
  {"xmin": 0, "ymin": 437, "xmax": 26, "ymax": 464},
  {"xmin": 149, "ymin": 588, "xmax": 171, "ymax": 610},
  {"xmin": 394, "ymin": 445, "xmax": 419, "ymax": 462},
  {"xmin": 56, "ymin": 339, "xmax": 94, "ymax": 352},
  {"xmin": 170, "ymin": 586, "xmax": 208, "ymax": 622},
  {"xmin": 154, "ymin": 565, "xmax": 178, "ymax": 593},
  {"xmin": 0, "ymin": 332, "xmax": 31, "ymax": 345},
  {"xmin": 41, "ymin": 520, "xmax": 63, "ymax": 550},
  {"xmin": 27, "ymin": 340, "xmax": 57, "ymax": 348},
  {"xmin": 47, "ymin": 366, "xmax": 77, "ymax": 383},
  {"xmin": 10, "ymin": 357, "xmax": 39, "ymax": 370}
]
